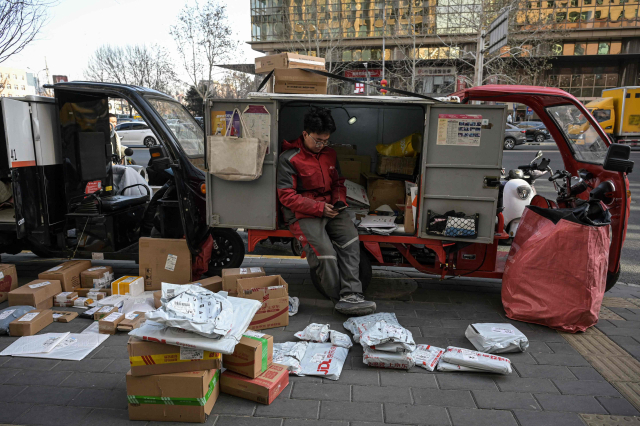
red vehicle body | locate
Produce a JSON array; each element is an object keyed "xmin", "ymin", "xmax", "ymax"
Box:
[{"xmin": 246, "ymin": 85, "xmax": 631, "ymax": 288}]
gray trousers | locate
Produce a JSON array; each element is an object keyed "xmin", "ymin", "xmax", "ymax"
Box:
[{"xmin": 288, "ymin": 210, "xmax": 362, "ymax": 300}]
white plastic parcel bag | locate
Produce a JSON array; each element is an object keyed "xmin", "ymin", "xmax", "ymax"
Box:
[
  {"xmin": 299, "ymin": 343, "xmax": 349, "ymax": 381},
  {"xmin": 0, "ymin": 332, "xmax": 70, "ymax": 356},
  {"xmin": 343, "ymin": 312, "xmax": 399, "ymax": 343},
  {"xmin": 362, "ymin": 346, "xmax": 414, "ymax": 370},
  {"xmin": 437, "ymin": 360, "xmax": 482, "ymax": 372},
  {"xmin": 273, "ymin": 341, "xmax": 309, "ymax": 376},
  {"xmin": 130, "ymin": 296, "xmax": 262, "ymax": 355},
  {"xmin": 289, "ymin": 296, "xmax": 300, "ymax": 316},
  {"xmin": 441, "ymin": 346, "xmax": 512, "ymax": 374},
  {"xmin": 330, "ymin": 330, "xmax": 353, "ymax": 349},
  {"xmin": 295, "ymin": 323, "xmax": 330, "ymax": 343},
  {"xmin": 16, "ymin": 333, "xmax": 109, "ymax": 361},
  {"xmin": 359, "ymin": 320, "xmax": 416, "ymax": 353},
  {"xmin": 465, "ymin": 323, "xmax": 529, "ymax": 354},
  {"xmin": 146, "ymin": 283, "xmax": 234, "ymax": 338},
  {"xmin": 410, "ymin": 344, "xmax": 445, "ymax": 371}
]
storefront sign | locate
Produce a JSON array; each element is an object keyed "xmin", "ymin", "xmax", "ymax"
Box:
[
  {"xmin": 345, "ymin": 69, "xmax": 383, "ymax": 79},
  {"xmin": 416, "ymin": 67, "xmax": 457, "ymax": 76}
]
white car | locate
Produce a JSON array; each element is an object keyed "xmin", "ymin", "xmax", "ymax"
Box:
[{"xmin": 115, "ymin": 121, "xmax": 157, "ymax": 147}]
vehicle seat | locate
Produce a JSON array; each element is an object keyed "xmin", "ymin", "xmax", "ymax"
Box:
[{"xmin": 100, "ymin": 193, "xmax": 149, "ymax": 212}]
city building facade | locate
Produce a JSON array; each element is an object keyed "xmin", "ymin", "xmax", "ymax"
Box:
[
  {"xmin": 0, "ymin": 66, "xmax": 37, "ymax": 98},
  {"xmin": 249, "ymin": 0, "xmax": 640, "ymax": 101}
]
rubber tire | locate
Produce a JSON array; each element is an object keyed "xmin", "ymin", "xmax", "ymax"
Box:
[
  {"xmin": 535, "ymin": 133, "xmax": 545, "ymax": 143},
  {"xmin": 605, "ymin": 264, "xmax": 621, "ymax": 292},
  {"xmin": 206, "ymin": 228, "xmax": 245, "ymax": 277},
  {"xmin": 290, "ymin": 238, "xmax": 303, "ymax": 257},
  {"xmin": 144, "ymin": 136, "xmax": 156, "ymax": 147},
  {"xmin": 504, "ymin": 138, "xmax": 516, "ymax": 150},
  {"xmin": 310, "ymin": 244, "xmax": 372, "ymax": 300}
]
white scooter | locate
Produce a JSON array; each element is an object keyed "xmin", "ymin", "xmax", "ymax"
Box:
[{"xmin": 500, "ymin": 151, "xmax": 551, "ymax": 243}]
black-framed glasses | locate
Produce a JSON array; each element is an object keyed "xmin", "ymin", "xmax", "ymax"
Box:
[{"xmin": 306, "ymin": 133, "xmax": 331, "ymax": 147}]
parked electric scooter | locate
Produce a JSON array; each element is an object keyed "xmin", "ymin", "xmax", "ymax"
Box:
[{"xmin": 500, "ymin": 150, "xmax": 551, "ymax": 243}]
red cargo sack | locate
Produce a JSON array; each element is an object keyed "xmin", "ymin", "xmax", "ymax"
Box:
[{"xmin": 502, "ymin": 205, "xmax": 610, "ymax": 333}]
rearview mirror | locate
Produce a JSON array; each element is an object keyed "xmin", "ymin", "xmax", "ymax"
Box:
[
  {"xmin": 603, "ymin": 144, "xmax": 634, "ymax": 174},
  {"xmin": 124, "ymin": 148, "xmax": 134, "ymax": 156},
  {"xmin": 530, "ymin": 150, "xmax": 543, "ymax": 165}
]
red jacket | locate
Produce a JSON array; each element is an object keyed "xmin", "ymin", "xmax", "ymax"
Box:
[{"xmin": 277, "ymin": 135, "xmax": 347, "ymax": 220}]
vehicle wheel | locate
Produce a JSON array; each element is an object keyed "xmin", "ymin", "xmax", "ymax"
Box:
[
  {"xmin": 605, "ymin": 264, "xmax": 621, "ymax": 292},
  {"xmin": 206, "ymin": 228, "xmax": 245, "ymax": 276},
  {"xmin": 535, "ymin": 134, "xmax": 545, "ymax": 143},
  {"xmin": 144, "ymin": 137, "xmax": 156, "ymax": 147},
  {"xmin": 504, "ymin": 138, "xmax": 516, "ymax": 150},
  {"xmin": 290, "ymin": 238, "xmax": 303, "ymax": 257},
  {"xmin": 310, "ymin": 244, "xmax": 372, "ymax": 300}
]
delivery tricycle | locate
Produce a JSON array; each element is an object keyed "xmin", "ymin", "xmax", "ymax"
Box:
[
  {"xmin": 204, "ymin": 85, "xmax": 632, "ymax": 294},
  {"xmin": 0, "ymin": 82, "xmax": 245, "ymax": 275}
]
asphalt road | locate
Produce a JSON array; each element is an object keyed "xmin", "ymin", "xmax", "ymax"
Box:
[{"xmin": 503, "ymin": 144, "xmax": 640, "ymax": 286}]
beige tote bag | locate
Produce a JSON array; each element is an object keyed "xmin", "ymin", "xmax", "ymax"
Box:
[{"xmin": 207, "ymin": 109, "xmax": 269, "ymax": 181}]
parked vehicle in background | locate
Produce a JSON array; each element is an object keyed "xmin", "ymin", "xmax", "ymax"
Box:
[
  {"xmin": 504, "ymin": 123, "xmax": 527, "ymax": 149},
  {"xmin": 116, "ymin": 121, "xmax": 157, "ymax": 147},
  {"xmin": 584, "ymin": 87, "xmax": 640, "ymax": 146},
  {"xmin": 517, "ymin": 121, "xmax": 551, "ymax": 142},
  {"xmin": 194, "ymin": 117, "xmax": 204, "ymax": 128}
]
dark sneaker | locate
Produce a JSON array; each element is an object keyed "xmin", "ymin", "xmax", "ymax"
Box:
[{"xmin": 335, "ymin": 293, "xmax": 376, "ymax": 316}]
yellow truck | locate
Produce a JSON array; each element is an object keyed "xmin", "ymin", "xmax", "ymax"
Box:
[{"xmin": 585, "ymin": 87, "xmax": 640, "ymax": 146}]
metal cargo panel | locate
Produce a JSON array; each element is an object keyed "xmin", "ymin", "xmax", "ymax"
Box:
[
  {"xmin": 1, "ymin": 98, "xmax": 36, "ymax": 168},
  {"xmin": 205, "ymin": 100, "xmax": 278, "ymax": 230},
  {"xmin": 30, "ymin": 100, "xmax": 62, "ymax": 165},
  {"xmin": 420, "ymin": 104, "xmax": 506, "ymax": 244}
]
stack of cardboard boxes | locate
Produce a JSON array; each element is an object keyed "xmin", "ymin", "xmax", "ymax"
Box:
[
  {"xmin": 255, "ymin": 52, "xmax": 327, "ymax": 95},
  {"xmin": 126, "ymin": 337, "xmax": 223, "ymax": 423}
]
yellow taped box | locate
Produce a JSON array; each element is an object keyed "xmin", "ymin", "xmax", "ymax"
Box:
[
  {"xmin": 223, "ymin": 331, "xmax": 273, "ymax": 379},
  {"xmin": 128, "ymin": 338, "xmax": 222, "ymax": 376},
  {"xmin": 127, "ymin": 369, "xmax": 220, "ymax": 423},
  {"xmin": 112, "ymin": 276, "xmax": 144, "ymax": 296}
]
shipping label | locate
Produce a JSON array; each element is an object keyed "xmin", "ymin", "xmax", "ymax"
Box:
[
  {"xmin": 165, "ymin": 254, "xmax": 177, "ymax": 272},
  {"xmin": 0, "ymin": 309, "xmax": 15, "ymax": 320},
  {"xmin": 103, "ymin": 312, "xmax": 123, "ymax": 322},
  {"xmin": 125, "ymin": 312, "xmax": 139, "ymax": 320},
  {"xmin": 19, "ymin": 312, "xmax": 39, "ymax": 322},
  {"xmin": 29, "ymin": 281, "xmax": 52, "ymax": 289},
  {"xmin": 491, "ymin": 327, "xmax": 515, "ymax": 334},
  {"xmin": 180, "ymin": 347, "xmax": 204, "ymax": 360},
  {"xmin": 436, "ymin": 114, "xmax": 482, "ymax": 146}
]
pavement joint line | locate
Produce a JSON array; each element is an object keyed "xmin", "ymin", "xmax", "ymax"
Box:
[
  {"xmin": 580, "ymin": 413, "xmax": 640, "ymax": 425},
  {"xmin": 599, "ymin": 306, "xmax": 626, "ymax": 321},
  {"xmin": 602, "ymin": 297, "xmax": 640, "ymax": 309},
  {"xmin": 562, "ymin": 330, "xmax": 640, "ymax": 412}
]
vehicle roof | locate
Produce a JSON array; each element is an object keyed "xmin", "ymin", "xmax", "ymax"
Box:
[
  {"xmin": 453, "ymin": 85, "xmax": 580, "ymax": 108},
  {"xmin": 247, "ymin": 92, "xmax": 436, "ymax": 104},
  {"xmin": 45, "ymin": 81, "xmax": 175, "ymax": 101},
  {"xmin": 586, "ymin": 97, "xmax": 614, "ymax": 109}
]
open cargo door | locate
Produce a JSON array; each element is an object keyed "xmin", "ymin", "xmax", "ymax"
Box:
[
  {"xmin": 420, "ymin": 104, "xmax": 506, "ymax": 244},
  {"xmin": 1, "ymin": 99, "xmax": 36, "ymax": 168},
  {"xmin": 205, "ymin": 100, "xmax": 278, "ymax": 230}
]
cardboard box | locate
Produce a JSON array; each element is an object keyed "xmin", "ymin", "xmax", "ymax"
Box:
[
  {"xmin": 237, "ymin": 275, "xmax": 289, "ymax": 330},
  {"xmin": 190, "ymin": 276, "xmax": 223, "ymax": 293},
  {"xmin": 52, "ymin": 310, "xmax": 78, "ymax": 323},
  {"xmin": 223, "ymin": 331, "xmax": 273, "ymax": 378},
  {"xmin": 331, "ymin": 144, "xmax": 357, "ymax": 155},
  {"xmin": 128, "ymin": 338, "xmax": 222, "ymax": 376},
  {"xmin": 38, "ymin": 260, "xmax": 91, "ymax": 292},
  {"xmin": 255, "ymin": 52, "xmax": 325, "ymax": 74},
  {"xmin": 112, "ymin": 276, "xmax": 144, "ymax": 296},
  {"xmin": 9, "ymin": 309, "xmax": 53, "ymax": 336},
  {"xmin": 222, "ymin": 267, "xmax": 265, "ymax": 293},
  {"xmin": 9, "ymin": 279, "xmax": 62, "ymax": 310},
  {"xmin": 0, "ymin": 264, "xmax": 18, "ymax": 304},
  {"xmin": 368, "ymin": 178, "xmax": 406, "ymax": 211},
  {"xmin": 127, "ymin": 369, "xmax": 220, "ymax": 422},
  {"xmin": 153, "ymin": 290, "xmax": 162, "ymax": 309},
  {"xmin": 338, "ymin": 155, "xmax": 371, "ymax": 184},
  {"xmin": 77, "ymin": 287, "xmax": 111, "ymax": 297},
  {"xmin": 220, "ymin": 363, "xmax": 289, "ymax": 405},
  {"xmin": 86, "ymin": 290, "xmax": 106, "ymax": 300},
  {"xmin": 94, "ymin": 305, "xmax": 119, "ymax": 321},
  {"xmin": 80, "ymin": 266, "xmax": 114, "ymax": 288},
  {"xmin": 139, "ymin": 238, "xmax": 192, "ymax": 290},
  {"xmin": 376, "ymin": 154, "xmax": 417, "ymax": 176},
  {"xmin": 99, "ymin": 311, "xmax": 124, "ymax": 334},
  {"xmin": 273, "ymin": 69, "xmax": 327, "ymax": 95},
  {"xmin": 117, "ymin": 312, "xmax": 145, "ymax": 332}
]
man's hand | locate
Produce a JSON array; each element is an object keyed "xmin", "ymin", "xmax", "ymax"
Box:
[{"xmin": 323, "ymin": 203, "xmax": 339, "ymax": 218}]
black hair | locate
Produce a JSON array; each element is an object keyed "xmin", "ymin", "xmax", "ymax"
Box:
[
  {"xmin": 108, "ymin": 113, "xmax": 117, "ymax": 119},
  {"xmin": 304, "ymin": 106, "xmax": 336, "ymax": 135}
]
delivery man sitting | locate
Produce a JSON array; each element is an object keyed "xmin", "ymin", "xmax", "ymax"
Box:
[{"xmin": 277, "ymin": 107, "xmax": 376, "ymax": 316}]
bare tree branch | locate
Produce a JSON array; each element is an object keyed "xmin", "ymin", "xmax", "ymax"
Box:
[{"xmin": 0, "ymin": 0, "xmax": 54, "ymax": 64}]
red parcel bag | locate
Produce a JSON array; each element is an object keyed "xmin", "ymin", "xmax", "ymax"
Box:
[{"xmin": 502, "ymin": 205, "xmax": 610, "ymax": 333}]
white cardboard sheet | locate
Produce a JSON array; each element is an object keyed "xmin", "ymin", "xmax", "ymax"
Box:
[
  {"xmin": 0, "ymin": 333, "xmax": 70, "ymax": 356},
  {"xmin": 16, "ymin": 333, "xmax": 109, "ymax": 361}
]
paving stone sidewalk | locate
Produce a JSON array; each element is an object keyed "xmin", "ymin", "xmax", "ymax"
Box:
[{"xmin": 0, "ymin": 252, "xmax": 638, "ymax": 426}]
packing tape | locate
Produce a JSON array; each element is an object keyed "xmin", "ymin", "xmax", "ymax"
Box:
[
  {"xmin": 243, "ymin": 334, "xmax": 269, "ymax": 373},
  {"xmin": 129, "ymin": 351, "xmax": 221, "ymax": 367},
  {"xmin": 127, "ymin": 370, "xmax": 219, "ymax": 406}
]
